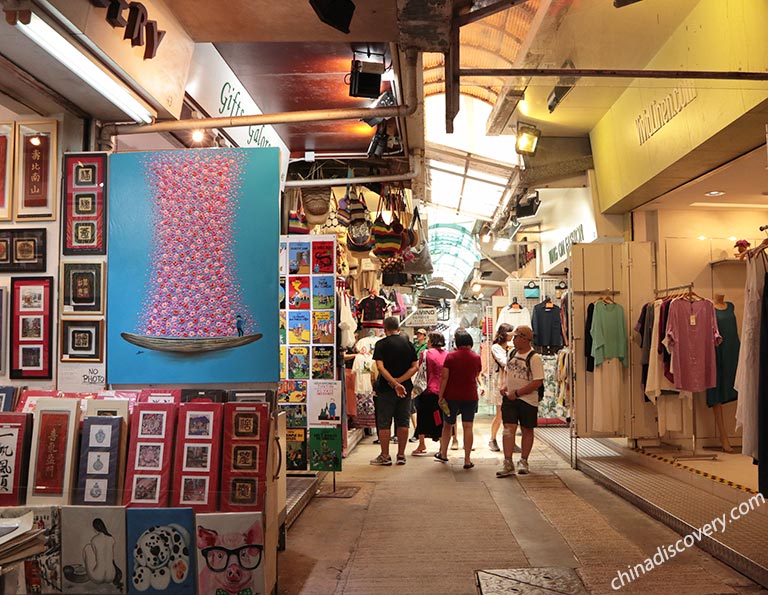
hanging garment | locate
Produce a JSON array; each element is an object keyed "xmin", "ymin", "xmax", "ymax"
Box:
[
  {"xmin": 706, "ymin": 302, "xmax": 740, "ymax": 407},
  {"xmin": 560, "ymin": 291, "xmax": 569, "ymax": 346},
  {"xmin": 759, "ymin": 271, "xmax": 768, "ymax": 496},
  {"xmin": 646, "ymin": 300, "xmax": 676, "ymax": 400},
  {"xmin": 539, "ymin": 354, "xmax": 567, "ymax": 420},
  {"xmin": 532, "ymin": 301, "xmax": 563, "ymax": 347},
  {"xmin": 496, "ymin": 305, "xmax": 532, "ymax": 331},
  {"xmin": 352, "ymin": 348, "xmax": 377, "ymax": 429},
  {"xmin": 590, "ymin": 301, "xmax": 628, "ymax": 368},
  {"xmin": 735, "ymin": 253, "xmax": 768, "ymax": 460},
  {"xmin": 592, "ymin": 357, "xmax": 622, "ymax": 432},
  {"xmin": 357, "ymin": 294, "xmax": 388, "ymax": 329},
  {"xmin": 337, "ymin": 290, "xmax": 357, "ymax": 349},
  {"xmin": 663, "ymin": 299, "xmax": 720, "ymax": 393},
  {"xmin": 584, "ymin": 302, "xmax": 595, "ymax": 372}
]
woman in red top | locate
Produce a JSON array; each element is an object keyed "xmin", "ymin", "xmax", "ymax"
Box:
[
  {"xmin": 412, "ymin": 332, "xmax": 448, "ymax": 455},
  {"xmin": 436, "ymin": 329, "xmax": 483, "ymax": 469}
]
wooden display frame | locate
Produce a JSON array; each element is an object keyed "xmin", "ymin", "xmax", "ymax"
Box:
[
  {"xmin": 10, "ymin": 276, "xmax": 54, "ymax": 380},
  {"xmin": 61, "ymin": 152, "xmax": 108, "ymax": 254},
  {"xmin": 14, "ymin": 120, "xmax": 57, "ymax": 221}
]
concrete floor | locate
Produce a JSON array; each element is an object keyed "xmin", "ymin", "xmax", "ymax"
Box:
[{"xmin": 278, "ymin": 415, "xmax": 766, "ymax": 594}]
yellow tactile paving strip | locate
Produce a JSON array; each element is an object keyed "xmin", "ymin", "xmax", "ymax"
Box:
[{"xmin": 636, "ymin": 449, "xmax": 756, "ymax": 494}]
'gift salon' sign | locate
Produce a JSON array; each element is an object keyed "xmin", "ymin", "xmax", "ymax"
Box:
[{"xmin": 89, "ymin": 0, "xmax": 166, "ymax": 59}]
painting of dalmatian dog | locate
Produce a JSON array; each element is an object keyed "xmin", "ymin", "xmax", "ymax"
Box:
[
  {"xmin": 195, "ymin": 512, "xmax": 265, "ymax": 595},
  {"xmin": 126, "ymin": 508, "xmax": 195, "ymax": 594}
]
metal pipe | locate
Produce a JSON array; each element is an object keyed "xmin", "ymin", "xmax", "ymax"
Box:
[
  {"xmin": 459, "ymin": 67, "xmax": 768, "ymax": 81},
  {"xmin": 103, "ymin": 106, "xmax": 410, "ymax": 136},
  {"xmin": 284, "ymin": 158, "xmax": 420, "ymax": 187}
]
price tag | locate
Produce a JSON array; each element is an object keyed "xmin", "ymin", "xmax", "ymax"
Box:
[{"xmin": 690, "ymin": 314, "xmax": 696, "ymax": 326}]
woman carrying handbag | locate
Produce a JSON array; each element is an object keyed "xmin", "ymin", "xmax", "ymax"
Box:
[{"xmin": 411, "ymin": 332, "xmax": 448, "ymax": 455}]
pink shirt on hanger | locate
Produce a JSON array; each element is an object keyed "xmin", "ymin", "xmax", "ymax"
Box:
[{"xmin": 663, "ymin": 299, "xmax": 720, "ymax": 393}]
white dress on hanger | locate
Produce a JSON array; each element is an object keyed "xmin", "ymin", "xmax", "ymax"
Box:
[{"xmin": 735, "ymin": 254, "xmax": 766, "ymax": 460}]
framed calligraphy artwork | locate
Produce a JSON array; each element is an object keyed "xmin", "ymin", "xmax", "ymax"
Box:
[
  {"xmin": 62, "ymin": 152, "xmax": 108, "ymax": 255},
  {"xmin": 0, "ymin": 413, "xmax": 32, "ymax": 506},
  {"xmin": 0, "ymin": 228, "xmax": 46, "ymax": 273},
  {"xmin": 10, "ymin": 276, "xmax": 54, "ymax": 380},
  {"xmin": 14, "ymin": 120, "xmax": 57, "ymax": 221},
  {"xmin": 60, "ymin": 319, "xmax": 103, "ymax": 363},
  {"xmin": 27, "ymin": 397, "xmax": 80, "ymax": 505},
  {"xmin": 0, "ymin": 122, "xmax": 13, "ymax": 221},
  {"xmin": 60, "ymin": 262, "xmax": 103, "ymax": 314}
]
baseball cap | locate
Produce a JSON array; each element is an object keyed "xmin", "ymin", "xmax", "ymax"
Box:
[
  {"xmin": 416, "ymin": 328, "xmax": 427, "ymax": 335},
  {"xmin": 513, "ymin": 325, "xmax": 534, "ymax": 341}
]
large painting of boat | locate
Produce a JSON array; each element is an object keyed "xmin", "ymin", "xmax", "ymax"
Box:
[{"xmin": 107, "ymin": 148, "xmax": 280, "ymax": 384}]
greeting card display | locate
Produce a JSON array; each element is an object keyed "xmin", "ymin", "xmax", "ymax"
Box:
[
  {"xmin": 126, "ymin": 507, "xmax": 195, "ymax": 595},
  {"xmin": 0, "ymin": 505, "xmax": 62, "ymax": 593},
  {"xmin": 180, "ymin": 389, "xmax": 225, "ymax": 403},
  {"xmin": 171, "ymin": 403, "xmax": 223, "ymax": 512},
  {"xmin": 123, "ymin": 403, "xmax": 176, "ymax": 507},
  {"xmin": 74, "ymin": 416, "xmax": 123, "ymax": 506},
  {"xmin": 311, "ymin": 275, "xmax": 334, "ymax": 309},
  {"xmin": 27, "ymin": 398, "xmax": 81, "ymax": 505},
  {"xmin": 138, "ymin": 388, "xmax": 181, "ymax": 406},
  {"xmin": 312, "ymin": 310, "xmax": 334, "ymax": 344},
  {"xmin": 221, "ymin": 403, "xmax": 269, "ymax": 512},
  {"xmin": 288, "ymin": 242, "xmax": 310, "ymax": 274},
  {"xmin": 195, "ymin": 512, "xmax": 266, "ymax": 595},
  {"xmin": 309, "ymin": 427, "xmax": 342, "ymax": 472},
  {"xmin": 0, "ymin": 413, "xmax": 32, "ymax": 506},
  {"xmin": 311, "ymin": 241, "xmax": 334, "ymax": 274},
  {"xmin": 61, "ymin": 506, "xmax": 126, "ymax": 594},
  {"xmin": 287, "ymin": 275, "xmax": 310, "ymax": 309}
]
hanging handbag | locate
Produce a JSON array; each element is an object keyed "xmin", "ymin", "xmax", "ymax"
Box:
[
  {"xmin": 287, "ymin": 190, "xmax": 310, "ymax": 235},
  {"xmin": 379, "ymin": 251, "xmax": 405, "ymax": 273},
  {"xmin": 312, "ymin": 190, "xmax": 346, "ymax": 237},
  {"xmin": 524, "ymin": 281, "xmax": 540, "ymax": 299},
  {"xmin": 346, "ymin": 191, "xmax": 374, "ymax": 255},
  {"xmin": 371, "ymin": 191, "xmax": 404, "ymax": 258},
  {"xmin": 402, "ymin": 208, "xmax": 433, "ymax": 275}
]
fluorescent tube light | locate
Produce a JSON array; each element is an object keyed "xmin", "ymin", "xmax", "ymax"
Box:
[
  {"xmin": 689, "ymin": 202, "xmax": 768, "ymax": 209},
  {"xmin": 493, "ymin": 237, "xmax": 512, "ymax": 252},
  {"xmin": 16, "ymin": 13, "xmax": 154, "ymax": 124}
]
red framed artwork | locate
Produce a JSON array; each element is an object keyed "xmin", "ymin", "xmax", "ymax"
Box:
[
  {"xmin": 0, "ymin": 122, "xmax": 13, "ymax": 221},
  {"xmin": 10, "ymin": 276, "xmax": 54, "ymax": 380},
  {"xmin": 62, "ymin": 152, "xmax": 108, "ymax": 255},
  {"xmin": 13, "ymin": 121, "xmax": 57, "ymax": 221}
]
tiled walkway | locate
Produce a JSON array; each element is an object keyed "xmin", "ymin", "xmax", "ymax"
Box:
[{"xmin": 278, "ymin": 416, "xmax": 766, "ymax": 594}]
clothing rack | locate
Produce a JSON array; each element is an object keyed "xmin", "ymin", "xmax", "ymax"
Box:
[
  {"xmin": 572, "ymin": 289, "xmax": 619, "ymax": 296},
  {"xmin": 644, "ymin": 282, "xmax": 717, "ymax": 462},
  {"xmin": 654, "ymin": 283, "xmax": 693, "ymax": 296}
]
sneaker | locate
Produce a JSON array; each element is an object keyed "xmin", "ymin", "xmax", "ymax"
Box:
[
  {"xmin": 408, "ymin": 436, "xmax": 419, "ymax": 443},
  {"xmin": 391, "ymin": 437, "xmax": 398, "ymax": 444},
  {"xmin": 517, "ymin": 459, "xmax": 530, "ymax": 475},
  {"xmin": 396, "ymin": 454, "xmax": 406, "ymax": 465},
  {"xmin": 450, "ymin": 439, "xmax": 459, "ymax": 450},
  {"xmin": 496, "ymin": 459, "xmax": 516, "ymax": 478},
  {"xmin": 370, "ymin": 454, "xmax": 392, "ymax": 466},
  {"xmin": 434, "ymin": 452, "xmax": 449, "ymax": 463},
  {"xmin": 488, "ymin": 439, "xmax": 501, "ymax": 452}
]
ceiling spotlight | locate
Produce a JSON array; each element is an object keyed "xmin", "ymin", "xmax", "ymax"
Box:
[
  {"xmin": 192, "ymin": 129, "xmax": 204, "ymax": 143},
  {"xmin": 471, "ymin": 282, "xmax": 482, "ymax": 293},
  {"xmin": 704, "ymin": 191, "xmax": 725, "ymax": 197},
  {"xmin": 362, "ymin": 90, "xmax": 396, "ymax": 127},
  {"xmin": 29, "ymin": 136, "xmax": 41, "ymax": 146},
  {"xmin": 516, "ymin": 191, "xmax": 540, "ymax": 219},
  {"xmin": 350, "ymin": 50, "xmax": 385, "ymax": 99},
  {"xmin": 480, "ymin": 223, "xmax": 493, "ymax": 244},
  {"xmin": 310, "ymin": 0, "xmax": 356, "ymax": 34},
  {"xmin": 367, "ymin": 124, "xmax": 388, "ymax": 159},
  {"xmin": 515, "ymin": 123, "xmax": 540, "ymax": 156}
]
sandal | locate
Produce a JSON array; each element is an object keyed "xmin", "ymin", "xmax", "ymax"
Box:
[
  {"xmin": 463, "ymin": 462, "xmax": 475, "ymax": 469},
  {"xmin": 411, "ymin": 449, "xmax": 428, "ymax": 456}
]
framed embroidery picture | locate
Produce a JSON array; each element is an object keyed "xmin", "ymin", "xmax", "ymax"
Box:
[
  {"xmin": 62, "ymin": 152, "xmax": 108, "ymax": 255},
  {"xmin": 14, "ymin": 120, "xmax": 57, "ymax": 221},
  {"xmin": 60, "ymin": 261, "xmax": 103, "ymax": 314},
  {"xmin": 60, "ymin": 319, "xmax": 104, "ymax": 363},
  {"xmin": 0, "ymin": 228, "xmax": 46, "ymax": 273},
  {"xmin": 10, "ymin": 276, "xmax": 53, "ymax": 379},
  {"xmin": 0, "ymin": 122, "xmax": 13, "ymax": 221}
]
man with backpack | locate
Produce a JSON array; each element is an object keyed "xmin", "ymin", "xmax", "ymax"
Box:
[{"xmin": 497, "ymin": 325, "xmax": 544, "ymax": 477}]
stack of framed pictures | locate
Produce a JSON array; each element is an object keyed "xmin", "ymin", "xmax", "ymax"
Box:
[{"xmin": 10, "ymin": 276, "xmax": 54, "ymax": 380}]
